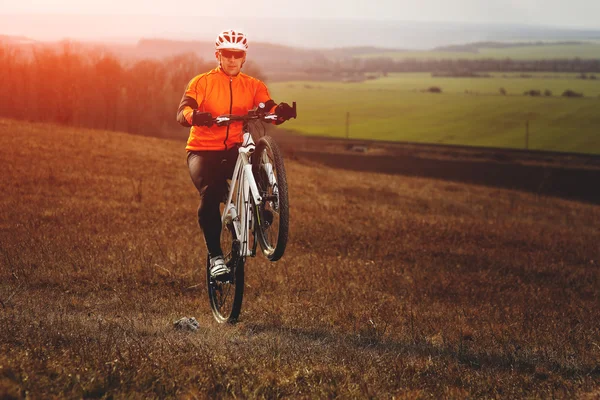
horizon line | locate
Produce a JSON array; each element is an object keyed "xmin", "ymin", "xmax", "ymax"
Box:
[{"xmin": 1, "ymin": 13, "xmax": 600, "ymax": 31}]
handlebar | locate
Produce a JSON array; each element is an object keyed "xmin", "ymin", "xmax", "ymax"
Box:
[{"xmin": 212, "ymin": 101, "xmax": 296, "ymax": 127}]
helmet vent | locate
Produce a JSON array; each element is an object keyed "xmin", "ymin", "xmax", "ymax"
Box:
[{"xmin": 215, "ymin": 30, "xmax": 249, "ymax": 51}]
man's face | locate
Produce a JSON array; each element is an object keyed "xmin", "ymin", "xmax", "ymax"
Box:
[{"xmin": 216, "ymin": 49, "xmax": 246, "ymax": 76}]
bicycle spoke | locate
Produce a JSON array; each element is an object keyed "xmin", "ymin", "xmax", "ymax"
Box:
[
  {"xmin": 208, "ymin": 202, "xmax": 244, "ymax": 323},
  {"xmin": 252, "ymin": 136, "xmax": 289, "ymax": 261}
]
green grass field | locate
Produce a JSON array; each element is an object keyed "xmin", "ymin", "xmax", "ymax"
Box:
[
  {"xmin": 270, "ymin": 73, "xmax": 600, "ymax": 154},
  {"xmin": 358, "ymin": 43, "xmax": 600, "ymax": 60},
  {"xmin": 362, "ymin": 72, "xmax": 600, "ymax": 96}
]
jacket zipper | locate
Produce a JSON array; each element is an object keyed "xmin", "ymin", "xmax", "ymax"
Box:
[{"xmin": 224, "ymin": 77, "xmax": 233, "ymax": 150}]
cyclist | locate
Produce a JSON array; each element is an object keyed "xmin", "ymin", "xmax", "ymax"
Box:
[{"xmin": 177, "ymin": 29, "xmax": 295, "ymax": 281}]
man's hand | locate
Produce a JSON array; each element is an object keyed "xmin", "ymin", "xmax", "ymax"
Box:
[
  {"xmin": 275, "ymin": 102, "xmax": 295, "ymax": 125},
  {"xmin": 192, "ymin": 110, "xmax": 213, "ymax": 127}
]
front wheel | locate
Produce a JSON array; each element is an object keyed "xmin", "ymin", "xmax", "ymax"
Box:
[{"xmin": 252, "ymin": 135, "xmax": 289, "ymax": 261}]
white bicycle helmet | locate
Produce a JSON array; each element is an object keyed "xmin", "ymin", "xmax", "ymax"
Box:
[{"xmin": 215, "ymin": 30, "xmax": 248, "ymax": 51}]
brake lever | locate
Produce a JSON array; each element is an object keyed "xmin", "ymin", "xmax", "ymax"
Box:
[{"xmin": 215, "ymin": 116, "xmax": 231, "ymax": 126}]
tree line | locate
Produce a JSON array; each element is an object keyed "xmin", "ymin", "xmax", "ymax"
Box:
[
  {"xmin": 305, "ymin": 57, "xmax": 600, "ymax": 76},
  {"xmin": 0, "ymin": 43, "xmax": 264, "ymax": 138}
]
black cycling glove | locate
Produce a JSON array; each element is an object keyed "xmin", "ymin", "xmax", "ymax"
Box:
[
  {"xmin": 192, "ymin": 110, "xmax": 213, "ymax": 127},
  {"xmin": 275, "ymin": 102, "xmax": 295, "ymax": 125}
]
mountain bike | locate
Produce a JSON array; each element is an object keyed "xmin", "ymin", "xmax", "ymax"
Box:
[{"xmin": 207, "ymin": 102, "xmax": 296, "ymax": 323}]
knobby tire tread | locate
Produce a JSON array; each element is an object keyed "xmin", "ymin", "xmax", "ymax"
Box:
[{"xmin": 253, "ymin": 135, "xmax": 289, "ymax": 262}]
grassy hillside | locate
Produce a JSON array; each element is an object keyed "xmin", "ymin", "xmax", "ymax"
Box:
[
  {"xmin": 0, "ymin": 119, "xmax": 599, "ymax": 398},
  {"xmin": 270, "ymin": 74, "xmax": 600, "ymax": 154}
]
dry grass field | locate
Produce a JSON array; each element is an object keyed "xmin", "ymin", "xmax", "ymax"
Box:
[{"xmin": 1, "ymin": 118, "xmax": 599, "ymax": 398}]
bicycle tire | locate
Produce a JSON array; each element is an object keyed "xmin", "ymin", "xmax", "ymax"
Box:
[
  {"xmin": 207, "ymin": 204, "xmax": 244, "ymax": 323},
  {"xmin": 252, "ymin": 135, "xmax": 289, "ymax": 261}
]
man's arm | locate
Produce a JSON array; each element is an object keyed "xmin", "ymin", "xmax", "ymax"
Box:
[
  {"xmin": 177, "ymin": 76, "xmax": 204, "ymax": 127},
  {"xmin": 254, "ymin": 80, "xmax": 294, "ymax": 124},
  {"xmin": 254, "ymin": 81, "xmax": 276, "ymax": 112},
  {"xmin": 177, "ymin": 95, "xmax": 198, "ymax": 127}
]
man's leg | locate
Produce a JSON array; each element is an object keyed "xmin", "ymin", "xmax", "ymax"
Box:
[
  {"xmin": 187, "ymin": 147, "xmax": 239, "ymax": 258},
  {"xmin": 187, "ymin": 151, "xmax": 224, "ymax": 258}
]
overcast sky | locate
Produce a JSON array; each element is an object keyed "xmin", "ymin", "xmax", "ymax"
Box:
[{"xmin": 1, "ymin": 0, "xmax": 600, "ymax": 28}]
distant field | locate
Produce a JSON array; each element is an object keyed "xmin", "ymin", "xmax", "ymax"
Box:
[
  {"xmin": 364, "ymin": 72, "xmax": 600, "ymax": 96},
  {"xmin": 270, "ymin": 73, "xmax": 600, "ymax": 154},
  {"xmin": 358, "ymin": 43, "xmax": 600, "ymax": 60}
]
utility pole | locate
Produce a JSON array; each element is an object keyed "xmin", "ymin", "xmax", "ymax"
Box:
[
  {"xmin": 346, "ymin": 112, "xmax": 350, "ymax": 140},
  {"xmin": 525, "ymin": 120, "xmax": 529, "ymax": 150}
]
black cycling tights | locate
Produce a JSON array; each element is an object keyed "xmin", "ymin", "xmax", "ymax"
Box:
[{"xmin": 187, "ymin": 147, "xmax": 239, "ymax": 258}]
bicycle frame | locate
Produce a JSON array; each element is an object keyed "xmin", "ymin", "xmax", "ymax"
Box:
[{"xmin": 222, "ymin": 131, "xmax": 263, "ymax": 258}]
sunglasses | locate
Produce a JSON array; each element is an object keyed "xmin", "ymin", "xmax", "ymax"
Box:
[{"xmin": 220, "ymin": 50, "xmax": 245, "ymax": 59}]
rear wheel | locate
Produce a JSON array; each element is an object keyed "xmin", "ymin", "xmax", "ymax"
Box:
[
  {"xmin": 207, "ymin": 203, "xmax": 244, "ymax": 323},
  {"xmin": 252, "ymin": 135, "xmax": 289, "ymax": 261}
]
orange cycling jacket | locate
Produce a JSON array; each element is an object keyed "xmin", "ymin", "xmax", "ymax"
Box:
[{"xmin": 177, "ymin": 67, "xmax": 275, "ymax": 151}]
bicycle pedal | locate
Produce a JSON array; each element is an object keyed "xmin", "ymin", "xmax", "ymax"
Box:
[{"xmin": 213, "ymin": 274, "xmax": 233, "ymax": 283}]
